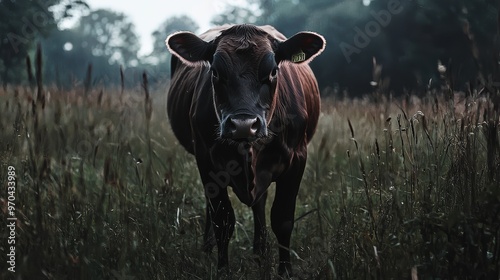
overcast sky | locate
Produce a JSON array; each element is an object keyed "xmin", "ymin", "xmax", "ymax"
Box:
[{"xmin": 83, "ymin": 0, "xmax": 235, "ymax": 56}]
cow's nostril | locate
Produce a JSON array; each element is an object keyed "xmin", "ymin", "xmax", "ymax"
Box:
[
  {"xmin": 229, "ymin": 117, "xmax": 258, "ymax": 139},
  {"xmin": 250, "ymin": 118, "xmax": 259, "ymax": 134},
  {"xmin": 228, "ymin": 120, "xmax": 237, "ymax": 133}
]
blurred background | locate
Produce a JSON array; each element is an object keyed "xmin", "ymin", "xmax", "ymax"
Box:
[
  {"xmin": 1, "ymin": 0, "xmax": 498, "ymax": 96},
  {"xmin": 1, "ymin": 2, "xmax": 499, "ymax": 278}
]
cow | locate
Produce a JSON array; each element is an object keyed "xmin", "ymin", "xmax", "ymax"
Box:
[{"xmin": 165, "ymin": 24, "xmax": 325, "ymax": 276}]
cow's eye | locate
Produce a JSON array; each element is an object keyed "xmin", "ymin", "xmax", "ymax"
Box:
[{"xmin": 269, "ymin": 67, "xmax": 279, "ymax": 81}]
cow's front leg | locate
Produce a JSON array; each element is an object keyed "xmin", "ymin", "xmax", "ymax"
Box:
[
  {"xmin": 252, "ymin": 191, "xmax": 268, "ymax": 256},
  {"xmin": 271, "ymin": 156, "xmax": 306, "ymax": 276},
  {"xmin": 203, "ymin": 200, "xmax": 216, "ymax": 253},
  {"xmin": 197, "ymin": 145, "xmax": 236, "ymax": 269},
  {"xmin": 206, "ymin": 187, "xmax": 235, "ymax": 269}
]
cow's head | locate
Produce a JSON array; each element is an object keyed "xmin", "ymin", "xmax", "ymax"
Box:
[{"xmin": 166, "ymin": 25, "xmax": 325, "ymax": 142}]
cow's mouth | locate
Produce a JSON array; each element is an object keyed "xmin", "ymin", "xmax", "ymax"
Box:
[{"xmin": 217, "ymin": 131, "xmax": 273, "ymax": 146}]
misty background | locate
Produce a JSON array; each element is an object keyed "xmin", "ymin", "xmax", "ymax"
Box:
[{"xmin": 1, "ymin": 0, "xmax": 498, "ymax": 96}]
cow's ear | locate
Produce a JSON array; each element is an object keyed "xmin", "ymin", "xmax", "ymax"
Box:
[
  {"xmin": 275, "ymin": 32, "xmax": 325, "ymax": 64},
  {"xmin": 166, "ymin": 31, "xmax": 215, "ymax": 66}
]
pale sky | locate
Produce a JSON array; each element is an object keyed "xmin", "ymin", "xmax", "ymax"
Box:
[{"xmin": 82, "ymin": 0, "xmax": 237, "ymax": 56}]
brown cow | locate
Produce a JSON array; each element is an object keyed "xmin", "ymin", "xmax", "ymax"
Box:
[{"xmin": 166, "ymin": 24, "xmax": 325, "ymax": 276}]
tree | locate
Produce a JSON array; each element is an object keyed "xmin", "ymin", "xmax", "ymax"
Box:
[
  {"xmin": 148, "ymin": 15, "xmax": 199, "ymax": 66},
  {"xmin": 366, "ymin": 0, "xmax": 498, "ymax": 92},
  {"xmin": 40, "ymin": 8, "xmax": 143, "ymax": 88},
  {"xmin": 211, "ymin": 0, "xmax": 261, "ymax": 26},
  {"xmin": 50, "ymin": 0, "xmax": 89, "ymax": 23},
  {"xmin": 253, "ymin": 0, "xmax": 371, "ymax": 93},
  {"xmin": 0, "ymin": 0, "xmax": 87, "ymax": 86},
  {"xmin": 75, "ymin": 9, "xmax": 140, "ymax": 67},
  {"xmin": 42, "ymin": 28, "xmax": 122, "ymax": 89},
  {"xmin": 250, "ymin": 0, "xmax": 499, "ymax": 95}
]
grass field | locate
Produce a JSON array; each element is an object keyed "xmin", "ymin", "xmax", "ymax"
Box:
[{"xmin": 0, "ymin": 79, "xmax": 499, "ymax": 279}]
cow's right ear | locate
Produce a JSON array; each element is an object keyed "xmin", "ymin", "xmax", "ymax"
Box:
[{"xmin": 166, "ymin": 31, "xmax": 214, "ymax": 66}]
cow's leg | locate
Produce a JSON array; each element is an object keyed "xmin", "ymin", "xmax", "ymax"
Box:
[
  {"xmin": 207, "ymin": 187, "xmax": 235, "ymax": 269},
  {"xmin": 195, "ymin": 145, "xmax": 236, "ymax": 269},
  {"xmin": 203, "ymin": 200, "xmax": 216, "ymax": 253},
  {"xmin": 252, "ymin": 191, "xmax": 268, "ymax": 256},
  {"xmin": 271, "ymin": 157, "xmax": 306, "ymax": 276}
]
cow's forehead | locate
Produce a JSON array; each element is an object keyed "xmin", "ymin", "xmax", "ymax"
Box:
[
  {"xmin": 216, "ymin": 36, "xmax": 272, "ymax": 56},
  {"xmin": 213, "ymin": 25, "xmax": 274, "ymax": 56}
]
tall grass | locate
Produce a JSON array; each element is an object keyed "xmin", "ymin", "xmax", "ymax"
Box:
[
  {"xmin": 0, "ymin": 64, "xmax": 499, "ymax": 278},
  {"xmin": 307, "ymin": 93, "xmax": 500, "ymax": 279}
]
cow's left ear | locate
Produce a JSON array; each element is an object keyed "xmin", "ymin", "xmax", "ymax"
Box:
[
  {"xmin": 166, "ymin": 31, "xmax": 215, "ymax": 66},
  {"xmin": 275, "ymin": 32, "xmax": 326, "ymax": 64}
]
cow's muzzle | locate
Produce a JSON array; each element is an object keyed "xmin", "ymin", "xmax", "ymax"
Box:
[{"xmin": 221, "ymin": 114, "xmax": 266, "ymax": 140}]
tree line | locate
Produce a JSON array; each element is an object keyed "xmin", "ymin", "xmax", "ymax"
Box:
[{"xmin": 1, "ymin": 0, "xmax": 498, "ymax": 96}]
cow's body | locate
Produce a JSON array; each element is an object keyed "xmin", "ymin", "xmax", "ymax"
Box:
[{"xmin": 166, "ymin": 24, "xmax": 325, "ymax": 275}]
